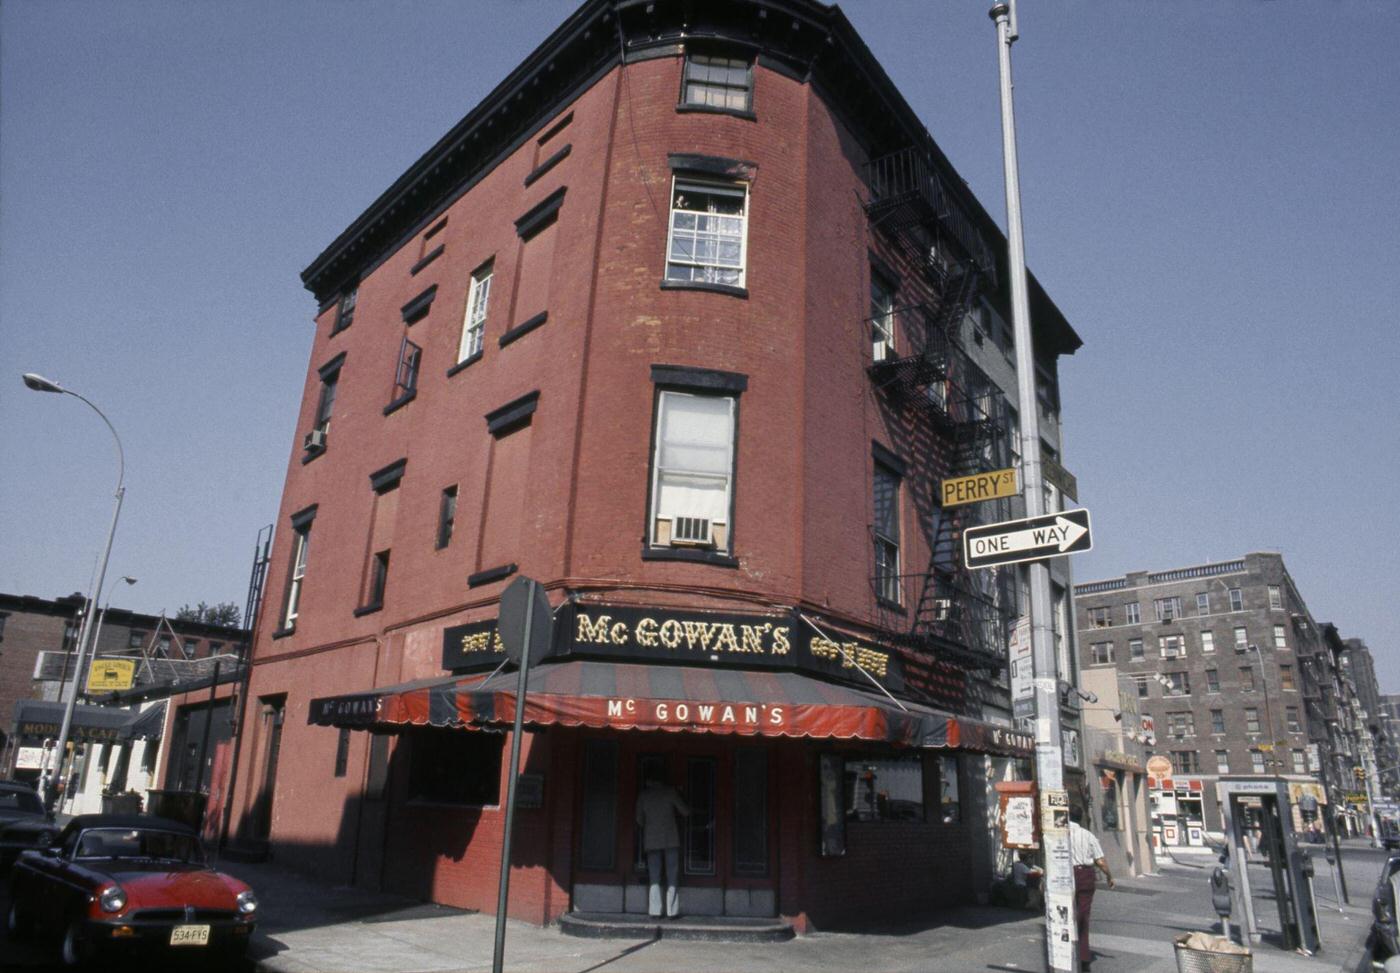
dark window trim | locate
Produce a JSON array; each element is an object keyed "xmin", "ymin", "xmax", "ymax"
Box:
[
  {"xmin": 400, "ymin": 284, "xmax": 439, "ymax": 324},
  {"xmin": 436, "ymin": 485, "xmax": 458, "ymax": 551},
  {"xmin": 667, "ymin": 152, "xmax": 757, "ymax": 181},
  {"xmin": 330, "ymin": 287, "xmax": 358, "ymax": 335},
  {"xmin": 678, "ymin": 47, "xmax": 755, "ymax": 117},
  {"xmin": 498, "ymin": 311, "xmax": 548, "ymax": 348},
  {"xmin": 409, "ymin": 245, "xmax": 445, "ymax": 277},
  {"xmin": 756, "ymin": 52, "xmax": 803, "ymax": 82},
  {"xmin": 537, "ymin": 111, "xmax": 574, "ymax": 146},
  {"xmin": 514, "ymin": 187, "xmax": 567, "ymax": 240},
  {"xmin": 659, "ymin": 279, "xmax": 748, "ymax": 299},
  {"xmin": 674, "ymin": 103, "xmax": 757, "ymax": 122},
  {"xmin": 318, "ymin": 352, "xmax": 347, "ymax": 381},
  {"xmin": 868, "ymin": 252, "xmax": 899, "ymax": 294},
  {"xmin": 468, "ymin": 563, "xmax": 518, "ymax": 588},
  {"xmin": 871, "ymin": 441, "xmax": 907, "ymax": 478},
  {"xmin": 290, "ymin": 504, "xmax": 319, "ymax": 530},
  {"xmin": 446, "ymin": 350, "xmax": 484, "ymax": 378},
  {"xmin": 875, "ymin": 594, "xmax": 905, "ymax": 614},
  {"xmin": 353, "ymin": 602, "xmax": 383, "ymax": 618},
  {"xmin": 301, "ymin": 447, "xmax": 326, "ymax": 467},
  {"xmin": 650, "ymin": 364, "xmax": 748, "ymax": 395},
  {"xmin": 271, "ymin": 626, "xmax": 296, "ymax": 640},
  {"xmin": 423, "ymin": 217, "xmax": 448, "ymax": 241},
  {"xmin": 641, "ymin": 547, "xmax": 739, "ymax": 568},
  {"xmin": 524, "ymin": 143, "xmax": 572, "ymax": 187},
  {"xmin": 368, "ymin": 458, "xmax": 407, "ymax": 494},
  {"xmin": 485, "ymin": 390, "xmax": 540, "ymax": 437},
  {"xmin": 383, "ymin": 389, "xmax": 417, "ymax": 416}
]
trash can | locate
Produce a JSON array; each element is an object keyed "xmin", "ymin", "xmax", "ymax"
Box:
[
  {"xmin": 145, "ymin": 789, "xmax": 208, "ymax": 831},
  {"xmin": 1173, "ymin": 932, "xmax": 1252, "ymax": 973},
  {"xmin": 101, "ymin": 792, "xmax": 143, "ymax": 815}
]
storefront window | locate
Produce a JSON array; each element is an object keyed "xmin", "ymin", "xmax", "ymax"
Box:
[
  {"xmin": 407, "ymin": 729, "xmax": 503, "ymax": 806},
  {"xmin": 938, "ymin": 755, "xmax": 961, "ymax": 823},
  {"xmin": 732, "ymin": 749, "xmax": 768, "ymax": 875},
  {"xmin": 1101, "ymin": 774, "xmax": 1120, "ymax": 830},
  {"xmin": 843, "ymin": 754, "xmax": 925, "ymax": 822},
  {"xmin": 685, "ymin": 758, "xmax": 717, "ymax": 875},
  {"xmin": 579, "ymin": 741, "xmax": 618, "ymax": 872}
]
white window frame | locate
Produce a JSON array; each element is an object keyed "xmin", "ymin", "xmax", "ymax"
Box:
[
  {"xmin": 1125, "ymin": 602, "xmax": 1141, "ymax": 625},
  {"xmin": 1090, "ymin": 642, "xmax": 1114, "ymax": 666},
  {"xmin": 1200, "ymin": 630, "xmax": 1215, "ymax": 654},
  {"xmin": 1128, "ymin": 638, "xmax": 1144, "ymax": 660},
  {"xmin": 1196, "ymin": 592, "xmax": 1209, "ymax": 616},
  {"xmin": 870, "ymin": 271, "xmax": 896, "ymax": 363},
  {"xmin": 1216, "ymin": 750, "xmax": 1231, "ymax": 774},
  {"xmin": 1206, "ymin": 668, "xmax": 1220, "ymax": 694},
  {"xmin": 1159, "ymin": 634, "xmax": 1185, "ymax": 659},
  {"xmin": 665, "ymin": 178, "xmax": 748, "ymax": 287},
  {"xmin": 1250, "ymin": 751, "xmax": 1266, "ymax": 774},
  {"xmin": 1273, "ymin": 624, "xmax": 1288, "ymax": 650},
  {"xmin": 1229, "ymin": 587, "xmax": 1244, "ymax": 611},
  {"xmin": 1244, "ymin": 708, "xmax": 1260, "ymax": 734},
  {"xmin": 1268, "ymin": 585, "xmax": 1283, "ymax": 610},
  {"xmin": 1234, "ymin": 626, "xmax": 1248, "ymax": 651},
  {"xmin": 458, "ymin": 263, "xmax": 493, "ymax": 363},
  {"xmin": 649, "ymin": 390, "xmax": 736, "ymax": 550},
  {"xmin": 285, "ymin": 526, "xmax": 310, "ymax": 627}
]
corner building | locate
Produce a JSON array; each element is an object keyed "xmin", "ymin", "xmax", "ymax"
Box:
[{"xmin": 227, "ymin": 0, "xmax": 1082, "ymax": 932}]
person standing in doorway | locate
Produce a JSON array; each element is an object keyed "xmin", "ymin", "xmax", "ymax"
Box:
[
  {"xmin": 635, "ymin": 768, "xmax": 690, "ymax": 919},
  {"xmin": 1070, "ymin": 804, "xmax": 1115, "ymax": 971}
]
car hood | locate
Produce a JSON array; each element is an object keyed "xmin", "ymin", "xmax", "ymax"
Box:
[
  {"xmin": 0, "ymin": 817, "xmax": 55, "ymax": 836},
  {"xmin": 97, "ymin": 863, "xmax": 249, "ymax": 911}
]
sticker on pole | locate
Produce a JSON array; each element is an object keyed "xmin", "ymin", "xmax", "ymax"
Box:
[{"xmin": 963, "ymin": 508, "xmax": 1092, "ymax": 569}]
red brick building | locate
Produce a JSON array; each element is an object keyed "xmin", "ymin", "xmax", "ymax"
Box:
[{"xmin": 224, "ymin": 0, "xmax": 1081, "ymax": 933}]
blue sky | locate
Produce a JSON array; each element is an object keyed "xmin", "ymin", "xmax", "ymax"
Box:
[{"xmin": 2, "ymin": 2, "xmax": 1396, "ymax": 684}]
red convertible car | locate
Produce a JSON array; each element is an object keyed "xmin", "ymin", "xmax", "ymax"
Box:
[{"xmin": 5, "ymin": 813, "xmax": 257, "ymax": 966}]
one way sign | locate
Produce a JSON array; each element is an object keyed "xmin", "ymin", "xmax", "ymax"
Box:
[{"xmin": 963, "ymin": 508, "xmax": 1092, "ymax": 570}]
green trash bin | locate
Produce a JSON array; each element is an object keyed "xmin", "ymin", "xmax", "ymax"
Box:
[{"xmin": 145, "ymin": 789, "xmax": 208, "ymax": 831}]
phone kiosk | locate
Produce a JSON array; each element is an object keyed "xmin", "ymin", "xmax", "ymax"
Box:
[{"xmin": 1218, "ymin": 776, "xmax": 1320, "ymax": 953}]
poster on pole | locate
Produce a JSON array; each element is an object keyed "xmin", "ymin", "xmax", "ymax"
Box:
[
  {"xmin": 1009, "ymin": 616, "xmax": 1033, "ymax": 719},
  {"xmin": 1045, "ymin": 888, "xmax": 1077, "ymax": 970}
]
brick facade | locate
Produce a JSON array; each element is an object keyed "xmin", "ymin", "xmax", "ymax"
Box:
[{"xmin": 224, "ymin": 0, "xmax": 1081, "ymax": 930}]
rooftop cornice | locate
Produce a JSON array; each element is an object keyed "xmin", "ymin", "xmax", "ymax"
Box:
[{"xmin": 300, "ymin": 0, "xmax": 1079, "ymax": 353}]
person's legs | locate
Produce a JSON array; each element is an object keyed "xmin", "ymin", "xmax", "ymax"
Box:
[
  {"xmin": 1074, "ymin": 866, "xmax": 1096, "ymax": 966},
  {"xmin": 664, "ymin": 846, "xmax": 681, "ymax": 917},
  {"xmin": 646, "ymin": 849, "xmax": 664, "ymax": 917}
]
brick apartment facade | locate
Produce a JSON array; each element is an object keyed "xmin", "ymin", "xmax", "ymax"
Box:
[
  {"xmin": 1073, "ymin": 553, "xmax": 1339, "ymax": 844},
  {"xmin": 219, "ymin": 0, "xmax": 1084, "ymax": 932},
  {"xmin": 0, "ymin": 592, "xmax": 245, "ymax": 800}
]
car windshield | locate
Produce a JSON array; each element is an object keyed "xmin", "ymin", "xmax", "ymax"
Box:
[
  {"xmin": 74, "ymin": 828, "xmax": 204, "ymax": 864},
  {"xmin": 0, "ymin": 789, "xmax": 44, "ymax": 815}
]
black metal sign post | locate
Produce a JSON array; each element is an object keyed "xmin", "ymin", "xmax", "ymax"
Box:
[{"xmin": 491, "ymin": 576, "xmax": 552, "ymax": 973}]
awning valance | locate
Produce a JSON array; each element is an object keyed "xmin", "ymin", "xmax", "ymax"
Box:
[
  {"xmin": 308, "ymin": 661, "xmax": 1032, "ymax": 756},
  {"xmin": 12, "ymin": 700, "xmax": 167, "ymax": 745}
]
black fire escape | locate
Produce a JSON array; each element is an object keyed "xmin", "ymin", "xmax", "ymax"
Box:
[{"xmin": 864, "ymin": 147, "xmax": 1012, "ymax": 672}]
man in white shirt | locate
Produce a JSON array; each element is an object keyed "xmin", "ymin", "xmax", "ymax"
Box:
[{"xmin": 1069, "ymin": 805, "xmax": 1115, "ymax": 971}]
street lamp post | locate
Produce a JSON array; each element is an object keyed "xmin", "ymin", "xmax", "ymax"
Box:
[
  {"xmin": 90, "ymin": 576, "xmax": 139, "ymax": 663},
  {"xmin": 22, "ymin": 373, "xmax": 126, "ymax": 813}
]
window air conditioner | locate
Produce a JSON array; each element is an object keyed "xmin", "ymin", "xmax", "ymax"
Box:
[
  {"xmin": 671, "ymin": 516, "xmax": 713, "ymax": 547},
  {"xmin": 305, "ymin": 428, "xmax": 327, "ymax": 451}
]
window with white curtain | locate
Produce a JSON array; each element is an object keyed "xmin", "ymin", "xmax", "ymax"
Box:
[
  {"xmin": 665, "ymin": 179, "xmax": 747, "ymax": 286},
  {"xmin": 650, "ymin": 391, "xmax": 736, "ymax": 549}
]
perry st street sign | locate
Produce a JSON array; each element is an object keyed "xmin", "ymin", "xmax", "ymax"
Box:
[{"xmin": 963, "ymin": 508, "xmax": 1092, "ymax": 569}]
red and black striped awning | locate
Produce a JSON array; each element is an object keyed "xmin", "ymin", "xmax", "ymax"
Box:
[{"xmin": 307, "ymin": 660, "xmax": 1032, "ymax": 756}]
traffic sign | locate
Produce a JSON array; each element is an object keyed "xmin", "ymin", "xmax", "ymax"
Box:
[
  {"xmin": 498, "ymin": 576, "xmax": 553, "ymax": 666},
  {"xmin": 963, "ymin": 508, "xmax": 1092, "ymax": 569},
  {"xmin": 941, "ymin": 467, "xmax": 1018, "ymax": 508}
]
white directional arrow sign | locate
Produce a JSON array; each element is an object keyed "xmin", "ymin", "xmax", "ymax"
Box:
[{"xmin": 963, "ymin": 508, "xmax": 1093, "ymax": 570}]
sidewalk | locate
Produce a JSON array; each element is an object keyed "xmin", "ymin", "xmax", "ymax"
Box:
[{"xmin": 223, "ymin": 856, "xmax": 1376, "ymax": 973}]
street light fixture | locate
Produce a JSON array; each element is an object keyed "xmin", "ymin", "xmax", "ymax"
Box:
[{"xmin": 22, "ymin": 372, "xmax": 126, "ymax": 812}]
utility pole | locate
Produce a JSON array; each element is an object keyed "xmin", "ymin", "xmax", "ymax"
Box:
[{"xmin": 987, "ymin": 5, "xmax": 1075, "ymax": 971}]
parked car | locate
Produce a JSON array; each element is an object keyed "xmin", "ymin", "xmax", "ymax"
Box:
[
  {"xmin": 0, "ymin": 780, "xmax": 56, "ymax": 871},
  {"xmin": 5, "ymin": 813, "xmax": 257, "ymax": 966},
  {"xmin": 1368, "ymin": 837, "xmax": 1400, "ymax": 967}
]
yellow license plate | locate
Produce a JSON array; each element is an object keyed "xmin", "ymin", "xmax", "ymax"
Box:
[{"xmin": 169, "ymin": 924, "xmax": 210, "ymax": 946}]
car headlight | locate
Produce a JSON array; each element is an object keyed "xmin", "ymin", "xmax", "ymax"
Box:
[
  {"xmin": 236, "ymin": 890, "xmax": 258, "ymax": 916},
  {"xmin": 99, "ymin": 885, "xmax": 127, "ymax": 913}
]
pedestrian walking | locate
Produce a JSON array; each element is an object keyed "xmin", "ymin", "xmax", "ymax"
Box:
[
  {"xmin": 635, "ymin": 768, "xmax": 690, "ymax": 919},
  {"xmin": 1069, "ymin": 805, "xmax": 1115, "ymax": 971}
]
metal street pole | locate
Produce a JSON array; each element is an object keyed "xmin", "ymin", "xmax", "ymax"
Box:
[
  {"xmin": 1248, "ymin": 644, "xmax": 1280, "ymax": 775},
  {"xmin": 22, "ymin": 373, "xmax": 126, "ymax": 813},
  {"xmin": 90, "ymin": 576, "xmax": 138, "ymax": 667},
  {"xmin": 986, "ymin": 7, "xmax": 1075, "ymax": 971}
]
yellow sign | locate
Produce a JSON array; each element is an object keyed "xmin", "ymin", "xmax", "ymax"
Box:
[
  {"xmin": 940, "ymin": 467, "xmax": 1018, "ymax": 507},
  {"xmin": 86, "ymin": 658, "xmax": 136, "ymax": 692}
]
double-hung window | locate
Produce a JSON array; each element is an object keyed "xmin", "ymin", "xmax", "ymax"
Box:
[
  {"xmin": 1125, "ymin": 602, "xmax": 1141, "ymax": 625},
  {"xmin": 284, "ymin": 521, "xmax": 311, "ymax": 629},
  {"xmin": 873, "ymin": 461, "xmax": 901, "ymax": 606},
  {"xmin": 1128, "ymin": 638, "xmax": 1144, "ymax": 660},
  {"xmin": 649, "ymin": 390, "xmax": 736, "ymax": 552},
  {"xmin": 1229, "ymin": 587, "xmax": 1244, "ymax": 611},
  {"xmin": 681, "ymin": 52, "xmax": 753, "ymax": 113},
  {"xmin": 458, "ymin": 262, "xmax": 493, "ymax": 364},
  {"xmin": 331, "ymin": 287, "xmax": 357, "ymax": 334},
  {"xmin": 665, "ymin": 179, "xmax": 747, "ymax": 287},
  {"xmin": 1196, "ymin": 592, "xmax": 1210, "ymax": 615},
  {"xmin": 1273, "ymin": 624, "xmax": 1288, "ymax": 650},
  {"xmin": 1090, "ymin": 642, "xmax": 1114, "ymax": 665},
  {"xmin": 1268, "ymin": 585, "xmax": 1283, "ymax": 610},
  {"xmin": 306, "ymin": 354, "xmax": 343, "ymax": 454},
  {"xmin": 1154, "ymin": 596, "xmax": 1182, "ymax": 622},
  {"xmin": 1159, "ymin": 634, "xmax": 1185, "ymax": 659},
  {"xmin": 391, "ymin": 337, "xmax": 421, "ymax": 407},
  {"xmin": 870, "ymin": 271, "xmax": 896, "ymax": 363},
  {"xmin": 1200, "ymin": 630, "xmax": 1215, "ymax": 654},
  {"xmin": 1088, "ymin": 607, "xmax": 1112, "ymax": 629}
]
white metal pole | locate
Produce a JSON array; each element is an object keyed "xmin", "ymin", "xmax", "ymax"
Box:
[
  {"xmin": 987, "ymin": 6, "xmax": 1075, "ymax": 971},
  {"xmin": 22, "ymin": 377, "xmax": 126, "ymax": 813}
]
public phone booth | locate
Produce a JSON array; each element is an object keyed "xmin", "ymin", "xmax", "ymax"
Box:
[{"xmin": 1217, "ymin": 776, "xmax": 1319, "ymax": 953}]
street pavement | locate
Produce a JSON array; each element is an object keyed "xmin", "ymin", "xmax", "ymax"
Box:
[{"xmin": 1, "ymin": 840, "xmax": 1386, "ymax": 971}]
